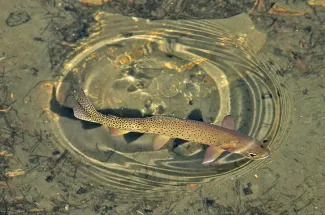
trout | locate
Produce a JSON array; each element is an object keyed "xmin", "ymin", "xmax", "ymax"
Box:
[{"xmin": 73, "ymin": 89, "xmax": 270, "ymax": 164}]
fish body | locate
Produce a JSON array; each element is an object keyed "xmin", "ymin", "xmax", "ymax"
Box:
[{"xmin": 73, "ymin": 89, "xmax": 270, "ymax": 164}]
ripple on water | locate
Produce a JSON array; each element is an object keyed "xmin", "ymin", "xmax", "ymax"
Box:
[{"xmin": 24, "ymin": 12, "xmax": 293, "ymax": 193}]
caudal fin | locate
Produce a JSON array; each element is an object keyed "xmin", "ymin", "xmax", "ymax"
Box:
[{"xmin": 73, "ymin": 89, "xmax": 100, "ymax": 123}]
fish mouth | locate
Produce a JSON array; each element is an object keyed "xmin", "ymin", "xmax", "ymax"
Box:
[
  {"xmin": 263, "ymin": 149, "xmax": 271, "ymax": 159},
  {"xmin": 257, "ymin": 154, "xmax": 270, "ymax": 160},
  {"xmin": 255, "ymin": 148, "xmax": 271, "ymax": 160},
  {"xmin": 254, "ymin": 152, "xmax": 271, "ymax": 160},
  {"xmin": 246, "ymin": 150, "xmax": 270, "ymax": 160}
]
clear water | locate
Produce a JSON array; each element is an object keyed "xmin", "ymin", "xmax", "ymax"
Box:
[{"xmin": 1, "ymin": 1, "xmax": 324, "ymax": 214}]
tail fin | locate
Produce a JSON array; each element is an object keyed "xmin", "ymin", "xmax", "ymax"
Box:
[{"xmin": 73, "ymin": 89, "xmax": 100, "ymax": 123}]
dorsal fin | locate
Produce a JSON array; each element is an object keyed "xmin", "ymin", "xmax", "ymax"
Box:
[{"xmin": 221, "ymin": 115, "xmax": 235, "ymax": 130}]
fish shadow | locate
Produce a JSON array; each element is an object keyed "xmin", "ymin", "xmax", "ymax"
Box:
[{"xmin": 50, "ymin": 85, "xmax": 205, "ymax": 144}]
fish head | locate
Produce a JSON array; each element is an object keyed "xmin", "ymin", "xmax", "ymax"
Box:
[
  {"xmin": 243, "ymin": 143, "xmax": 270, "ymax": 160},
  {"xmin": 220, "ymin": 138, "xmax": 270, "ymax": 160},
  {"xmin": 240, "ymin": 139, "xmax": 270, "ymax": 160}
]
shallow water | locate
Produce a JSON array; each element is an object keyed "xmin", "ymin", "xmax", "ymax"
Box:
[{"xmin": 1, "ymin": 1, "xmax": 325, "ymax": 214}]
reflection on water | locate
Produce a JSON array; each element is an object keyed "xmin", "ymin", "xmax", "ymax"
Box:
[{"xmin": 23, "ymin": 12, "xmax": 292, "ymax": 192}]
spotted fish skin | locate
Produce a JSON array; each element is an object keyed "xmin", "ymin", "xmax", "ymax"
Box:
[
  {"xmin": 73, "ymin": 89, "xmax": 270, "ymax": 161},
  {"xmin": 74, "ymin": 90, "xmax": 240, "ymax": 144}
]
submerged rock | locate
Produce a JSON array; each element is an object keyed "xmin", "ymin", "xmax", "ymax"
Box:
[{"xmin": 6, "ymin": 10, "xmax": 31, "ymax": 27}]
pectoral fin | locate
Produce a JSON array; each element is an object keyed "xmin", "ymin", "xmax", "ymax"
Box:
[
  {"xmin": 109, "ymin": 128, "xmax": 130, "ymax": 136},
  {"xmin": 221, "ymin": 115, "xmax": 235, "ymax": 130},
  {"xmin": 152, "ymin": 135, "xmax": 171, "ymax": 150},
  {"xmin": 202, "ymin": 145, "xmax": 224, "ymax": 165},
  {"xmin": 219, "ymin": 143, "xmax": 237, "ymax": 152}
]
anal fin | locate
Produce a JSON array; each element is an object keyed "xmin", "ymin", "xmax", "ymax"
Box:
[
  {"xmin": 109, "ymin": 128, "xmax": 130, "ymax": 136},
  {"xmin": 152, "ymin": 135, "xmax": 171, "ymax": 150},
  {"xmin": 202, "ymin": 145, "xmax": 224, "ymax": 165}
]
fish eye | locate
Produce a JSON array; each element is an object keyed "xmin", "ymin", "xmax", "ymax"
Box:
[{"xmin": 249, "ymin": 153, "xmax": 257, "ymax": 157}]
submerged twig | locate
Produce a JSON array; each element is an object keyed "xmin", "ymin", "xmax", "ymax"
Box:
[{"xmin": 0, "ymin": 107, "xmax": 11, "ymax": 113}]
